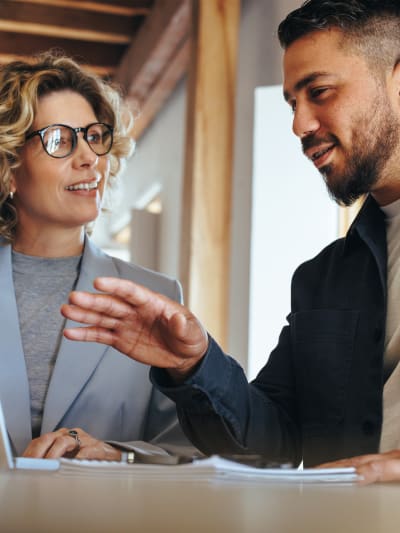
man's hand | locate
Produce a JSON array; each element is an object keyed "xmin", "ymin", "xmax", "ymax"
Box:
[
  {"xmin": 317, "ymin": 449, "xmax": 400, "ymax": 484},
  {"xmin": 61, "ymin": 277, "xmax": 209, "ymax": 380},
  {"xmin": 23, "ymin": 428, "xmax": 121, "ymax": 461}
]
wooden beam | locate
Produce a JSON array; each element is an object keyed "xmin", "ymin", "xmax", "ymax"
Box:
[
  {"xmin": 0, "ymin": 31, "xmax": 125, "ymax": 71},
  {"xmin": 0, "ymin": 20, "xmax": 131, "ymax": 44},
  {"xmin": 0, "ymin": 53, "xmax": 115, "ymax": 77},
  {"xmin": 127, "ymin": 37, "xmax": 190, "ymax": 139},
  {"xmin": 114, "ymin": 0, "xmax": 190, "ymax": 101},
  {"xmin": 180, "ymin": 0, "xmax": 240, "ymax": 348},
  {"xmin": 338, "ymin": 197, "xmax": 365, "ymax": 237},
  {"xmin": 10, "ymin": 0, "xmax": 151, "ymax": 16},
  {"xmin": 0, "ymin": 1, "xmax": 142, "ymax": 43}
]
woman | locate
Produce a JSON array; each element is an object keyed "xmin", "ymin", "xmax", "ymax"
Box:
[{"xmin": 0, "ymin": 51, "xmax": 188, "ymax": 461}]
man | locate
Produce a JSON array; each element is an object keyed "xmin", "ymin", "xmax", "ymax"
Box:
[{"xmin": 60, "ymin": 0, "xmax": 400, "ymax": 481}]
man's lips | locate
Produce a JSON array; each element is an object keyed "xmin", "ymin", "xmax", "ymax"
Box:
[{"xmin": 304, "ymin": 144, "xmax": 336, "ymax": 168}]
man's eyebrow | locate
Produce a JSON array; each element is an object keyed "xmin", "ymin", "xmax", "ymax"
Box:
[{"xmin": 283, "ymin": 71, "xmax": 331, "ymax": 102}]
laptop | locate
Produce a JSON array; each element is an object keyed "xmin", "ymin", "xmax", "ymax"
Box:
[{"xmin": 0, "ymin": 401, "xmax": 59, "ymax": 471}]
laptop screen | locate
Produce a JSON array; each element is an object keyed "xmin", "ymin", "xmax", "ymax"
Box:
[{"xmin": 0, "ymin": 401, "xmax": 16, "ymax": 470}]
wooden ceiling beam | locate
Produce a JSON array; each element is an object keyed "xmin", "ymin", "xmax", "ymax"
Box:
[
  {"xmin": 128, "ymin": 37, "xmax": 190, "ymax": 139},
  {"xmin": 0, "ymin": 20, "xmax": 132, "ymax": 44},
  {"xmin": 115, "ymin": 0, "xmax": 190, "ymax": 105},
  {"xmin": 10, "ymin": 0, "xmax": 151, "ymax": 16},
  {"xmin": 0, "ymin": 1, "xmax": 143, "ymax": 42},
  {"xmin": 0, "ymin": 31, "xmax": 125, "ymax": 71},
  {"xmin": 0, "ymin": 53, "xmax": 115, "ymax": 77}
]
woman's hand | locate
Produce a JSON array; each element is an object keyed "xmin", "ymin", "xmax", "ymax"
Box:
[
  {"xmin": 22, "ymin": 427, "xmax": 122, "ymax": 461},
  {"xmin": 61, "ymin": 276, "xmax": 209, "ymax": 380}
]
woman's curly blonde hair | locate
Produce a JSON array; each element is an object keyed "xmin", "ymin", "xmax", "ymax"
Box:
[{"xmin": 0, "ymin": 50, "xmax": 135, "ymax": 242}]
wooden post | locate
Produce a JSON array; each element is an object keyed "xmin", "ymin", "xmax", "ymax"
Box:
[
  {"xmin": 180, "ymin": 0, "xmax": 240, "ymax": 348},
  {"xmin": 338, "ymin": 197, "xmax": 365, "ymax": 237}
]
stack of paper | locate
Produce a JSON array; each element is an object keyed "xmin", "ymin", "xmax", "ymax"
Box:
[{"xmin": 58, "ymin": 455, "xmax": 360, "ymax": 483}]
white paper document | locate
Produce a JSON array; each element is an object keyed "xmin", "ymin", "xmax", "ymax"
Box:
[{"xmin": 58, "ymin": 455, "xmax": 360, "ymax": 483}]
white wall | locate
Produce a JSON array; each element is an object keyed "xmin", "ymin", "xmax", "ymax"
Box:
[
  {"xmin": 248, "ymin": 86, "xmax": 338, "ymax": 379},
  {"xmin": 228, "ymin": 0, "xmax": 301, "ymax": 368},
  {"xmin": 93, "ymin": 78, "xmax": 187, "ymax": 279}
]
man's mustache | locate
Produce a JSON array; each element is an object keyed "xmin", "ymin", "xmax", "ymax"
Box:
[{"xmin": 301, "ymin": 133, "xmax": 339, "ymax": 154}]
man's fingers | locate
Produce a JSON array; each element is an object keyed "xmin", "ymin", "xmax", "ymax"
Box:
[
  {"xmin": 357, "ymin": 459, "xmax": 400, "ymax": 484},
  {"xmin": 166, "ymin": 313, "xmax": 208, "ymax": 354},
  {"xmin": 317, "ymin": 453, "xmax": 384, "ymax": 469},
  {"xmin": 63, "ymin": 325, "xmax": 116, "ymax": 345},
  {"xmin": 93, "ymin": 277, "xmax": 151, "ymax": 307},
  {"xmin": 66, "ymin": 291, "xmax": 134, "ymax": 318},
  {"xmin": 61, "ymin": 303, "xmax": 124, "ymax": 329}
]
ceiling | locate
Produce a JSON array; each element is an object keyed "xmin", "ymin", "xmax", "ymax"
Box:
[{"xmin": 0, "ymin": 0, "xmax": 191, "ymax": 139}]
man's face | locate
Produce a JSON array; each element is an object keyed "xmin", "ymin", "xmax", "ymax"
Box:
[{"xmin": 283, "ymin": 28, "xmax": 400, "ymax": 206}]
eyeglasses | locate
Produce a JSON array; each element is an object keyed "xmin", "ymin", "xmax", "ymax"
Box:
[{"xmin": 25, "ymin": 122, "xmax": 114, "ymax": 158}]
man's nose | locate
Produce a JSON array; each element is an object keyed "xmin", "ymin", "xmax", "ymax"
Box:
[{"xmin": 292, "ymin": 104, "xmax": 320, "ymax": 138}]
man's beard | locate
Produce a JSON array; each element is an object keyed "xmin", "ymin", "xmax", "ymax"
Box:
[{"xmin": 304, "ymin": 96, "xmax": 400, "ymax": 207}]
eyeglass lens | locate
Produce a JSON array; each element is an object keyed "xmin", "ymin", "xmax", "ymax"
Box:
[{"xmin": 42, "ymin": 123, "xmax": 112, "ymax": 158}]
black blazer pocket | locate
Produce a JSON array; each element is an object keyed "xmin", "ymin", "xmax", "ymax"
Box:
[{"xmin": 291, "ymin": 309, "xmax": 359, "ymax": 427}]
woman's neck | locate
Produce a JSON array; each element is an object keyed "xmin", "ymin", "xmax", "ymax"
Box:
[{"xmin": 13, "ymin": 226, "xmax": 85, "ymax": 257}]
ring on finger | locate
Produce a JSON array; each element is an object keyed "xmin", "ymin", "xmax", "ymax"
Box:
[{"xmin": 68, "ymin": 429, "xmax": 81, "ymax": 451}]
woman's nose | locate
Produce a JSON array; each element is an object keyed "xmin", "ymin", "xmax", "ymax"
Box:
[{"xmin": 74, "ymin": 134, "xmax": 98, "ymax": 166}]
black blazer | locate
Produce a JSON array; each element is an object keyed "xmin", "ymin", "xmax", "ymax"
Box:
[{"xmin": 152, "ymin": 195, "xmax": 387, "ymax": 467}]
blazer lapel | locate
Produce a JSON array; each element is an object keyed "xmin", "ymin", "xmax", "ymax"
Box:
[
  {"xmin": 0, "ymin": 243, "xmax": 32, "ymax": 454},
  {"xmin": 41, "ymin": 237, "xmax": 119, "ymax": 433}
]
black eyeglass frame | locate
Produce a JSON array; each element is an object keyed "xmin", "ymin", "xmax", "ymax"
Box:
[{"xmin": 25, "ymin": 122, "xmax": 114, "ymax": 158}]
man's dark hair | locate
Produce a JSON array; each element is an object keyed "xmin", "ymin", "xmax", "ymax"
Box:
[{"xmin": 278, "ymin": 0, "xmax": 400, "ymax": 68}]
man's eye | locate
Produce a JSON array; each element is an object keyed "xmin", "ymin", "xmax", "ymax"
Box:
[{"xmin": 310, "ymin": 87, "xmax": 329, "ymax": 99}]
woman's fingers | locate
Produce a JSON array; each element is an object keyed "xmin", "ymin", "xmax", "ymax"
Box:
[{"xmin": 22, "ymin": 428, "xmax": 121, "ymax": 461}]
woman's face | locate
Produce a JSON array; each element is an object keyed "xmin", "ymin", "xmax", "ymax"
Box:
[{"xmin": 12, "ymin": 90, "xmax": 110, "ymax": 235}]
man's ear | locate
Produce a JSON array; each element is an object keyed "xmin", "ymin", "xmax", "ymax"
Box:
[{"xmin": 392, "ymin": 59, "xmax": 400, "ymax": 94}]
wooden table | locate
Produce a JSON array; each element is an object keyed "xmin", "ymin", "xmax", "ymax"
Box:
[{"xmin": 1, "ymin": 468, "xmax": 400, "ymax": 532}]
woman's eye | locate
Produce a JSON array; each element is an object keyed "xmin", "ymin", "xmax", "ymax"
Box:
[{"xmin": 88, "ymin": 133, "xmax": 101, "ymax": 144}]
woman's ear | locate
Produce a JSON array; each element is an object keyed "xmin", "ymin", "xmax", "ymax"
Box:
[{"xmin": 9, "ymin": 175, "xmax": 16, "ymax": 197}]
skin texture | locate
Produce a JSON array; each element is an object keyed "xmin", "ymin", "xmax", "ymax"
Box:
[
  {"xmin": 61, "ymin": 29, "xmax": 400, "ymax": 477},
  {"xmin": 14, "ymin": 90, "xmax": 120, "ymax": 460}
]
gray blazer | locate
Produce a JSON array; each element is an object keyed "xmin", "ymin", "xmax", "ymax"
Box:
[{"xmin": 0, "ymin": 237, "xmax": 187, "ymax": 456}]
